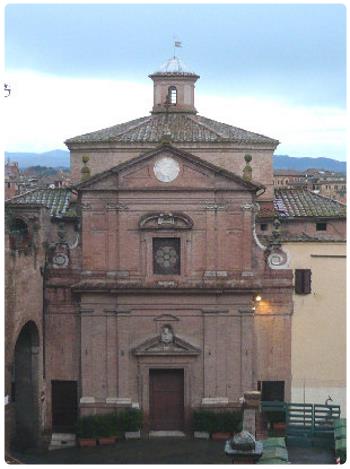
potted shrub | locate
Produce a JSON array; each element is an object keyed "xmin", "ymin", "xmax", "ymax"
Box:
[
  {"xmin": 211, "ymin": 411, "xmax": 243, "ymax": 441},
  {"xmin": 118, "ymin": 409, "xmax": 143, "ymax": 439},
  {"xmin": 96, "ymin": 413, "xmax": 118, "ymax": 446},
  {"xmin": 193, "ymin": 410, "xmax": 242, "ymax": 440},
  {"xmin": 76, "ymin": 415, "xmax": 98, "ymax": 447},
  {"xmin": 266, "ymin": 411, "xmax": 286, "ymax": 436},
  {"xmin": 192, "ymin": 410, "xmax": 215, "ymax": 439}
]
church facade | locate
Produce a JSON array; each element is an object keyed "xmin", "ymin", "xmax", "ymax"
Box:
[{"xmin": 6, "ymin": 56, "xmax": 294, "ymax": 445}]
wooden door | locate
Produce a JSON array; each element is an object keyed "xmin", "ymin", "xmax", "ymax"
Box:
[
  {"xmin": 149, "ymin": 369, "xmax": 184, "ymax": 431},
  {"xmin": 52, "ymin": 380, "xmax": 78, "ymax": 432}
]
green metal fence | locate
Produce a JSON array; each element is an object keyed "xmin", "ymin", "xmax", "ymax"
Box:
[{"xmin": 261, "ymin": 401, "xmax": 341, "ymax": 448}]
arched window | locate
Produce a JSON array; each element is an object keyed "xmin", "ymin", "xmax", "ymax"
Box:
[
  {"xmin": 9, "ymin": 218, "xmax": 31, "ymax": 251},
  {"xmin": 168, "ymin": 86, "xmax": 177, "ymax": 105}
]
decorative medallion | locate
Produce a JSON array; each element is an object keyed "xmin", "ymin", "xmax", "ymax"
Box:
[
  {"xmin": 153, "ymin": 157, "xmax": 180, "ymax": 182},
  {"xmin": 160, "ymin": 325, "xmax": 174, "ymax": 344},
  {"xmin": 267, "ymin": 249, "xmax": 289, "ymax": 269},
  {"xmin": 52, "ymin": 253, "xmax": 69, "ymax": 268}
]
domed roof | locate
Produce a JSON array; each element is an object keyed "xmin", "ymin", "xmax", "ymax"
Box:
[{"xmin": 152, "ymin": 56, "xmax": 197, "ymax": 76}]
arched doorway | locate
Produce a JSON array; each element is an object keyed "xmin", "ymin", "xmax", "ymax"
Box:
[{"xmin": 12, "ymin": 321, "xmax": 40, "ymax": 449}]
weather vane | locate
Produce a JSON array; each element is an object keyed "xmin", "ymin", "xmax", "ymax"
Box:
[{"xmin": 4, "ymin": 83, "xmax": 11, "ymax": 98}]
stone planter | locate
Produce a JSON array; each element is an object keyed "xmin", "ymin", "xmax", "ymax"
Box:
[
  {"xmin": 125, "ymin": 430, "xmax": 141, "ymax": 439},
  {"xmin": 78, "ymin": 438, "xmax": 97, "ymax": 447},
  {"xmin": 194, "ymin": 431, "xmax": 210, "ymax": 439},
  {"xmin": 211, "ymin": 432, "xmax": 232, "ymax": 441},
  {"xmin": 98, "ymin": 436, "xmax": 117, "ymax": 445}
]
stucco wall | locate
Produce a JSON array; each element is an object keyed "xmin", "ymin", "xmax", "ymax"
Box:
[
  {"xmin": 281, "ymin": 219, "xmax": 346, "ymax": 241},
  {"xmin": 284, "ymin": 242, "xmax": 346, "ymax": 414}
]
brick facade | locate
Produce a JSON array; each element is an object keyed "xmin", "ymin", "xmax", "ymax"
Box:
[
  {"xmin": 5, "ymin": 57, "xmax": 298, "ymax": 446},
  {"xmin": 41, "ymin": 145, "xmax": 293, "ymax": 433}
]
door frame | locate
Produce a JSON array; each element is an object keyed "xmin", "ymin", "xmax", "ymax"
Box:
[
  {"xmin": 51, "ymin": 380, "xmax": 78, "ymax": 432},
  {"xmin": 149, "ymin": 368, "xmax": 185, "ymax": 431},
  {"xmin": 138, "ymin": 361, "xmax": 193, "ymax": 433}
]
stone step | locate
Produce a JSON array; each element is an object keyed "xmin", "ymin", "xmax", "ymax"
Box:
[
  {"xmin": 149, "ymin": 431, "xmax": 186, "ymax": 438},
  {"xmin": 49, "ymin": 433, "xmax": 76, "ymax": 450},
  {"xmin": 51, "ymin": 433, "xmax": 76, "ymax": 441}
]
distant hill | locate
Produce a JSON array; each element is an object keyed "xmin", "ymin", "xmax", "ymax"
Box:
[
  {"xmin": 23, "ymin": 166, "xmax": 70, "ymax": 177},
  {"xmin": 273, "ymin": 155, "xmax": 346, "ymax": 173},
  {"xmin": 5, "ymin": 150, "xmax": 70, "ymax": 168},
  {"xmin": 5, "ymin": 149, "xmax": 346, "ymax": 174}
]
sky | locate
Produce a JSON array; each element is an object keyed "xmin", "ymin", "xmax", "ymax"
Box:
[{"xmin": 4, "ymin": 2, "xmax": 347, "ymax": 160}]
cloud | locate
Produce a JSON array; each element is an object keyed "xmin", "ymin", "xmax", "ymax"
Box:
[
  {"xmin": 4, "ymin": 70, "xmax": 346, "ymax": 160},
  {"xmin": 197, "ymin": 95, "xmax": 346, "ymax": 158},
  {"xmin": 4, "ymin": 70, "xmax": 152, "ymax": 152}
]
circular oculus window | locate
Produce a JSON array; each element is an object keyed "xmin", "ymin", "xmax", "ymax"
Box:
[{"xmin": 153, "ymin": 157, "xmax": 180, "ymax": 183}]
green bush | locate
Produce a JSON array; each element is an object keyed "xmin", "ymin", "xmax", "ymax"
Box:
[
  {"xmin": 76, "ymin": 415, "xmax": 99, "ymax": 438},
  {"xmin": 76, "ymin": 413, "xmax": 118, "ymax": 438},
  {"xmin": 192, "ymin": 410, "xmax": 217, "ymax": 433},
  {"xmin": 117, "ymin": 409, "xmax": 143, "ymax": 432},
  {"xmin": 95, "ymin": 413, "xmax": 118, "ymax": 437},
  {"xmin": 192, "ymin": 410, "xmax": 242, "ymax": 433},
  {"xmin": 216, "ymin": 411, "xmax": 243, "ymax": 432}
]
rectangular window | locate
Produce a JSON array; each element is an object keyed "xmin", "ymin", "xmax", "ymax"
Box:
[
  {"xmin": 260, "ymin": 223, "xmax": 268, "ymax": 231},
  {"xmin": 153, "ymin": 238, "xmax": 180, "ymax": 275},
  {"xmin": 316, "ymin": 222, "xmax": 327, "ymax": 231},
  {"xmin": 258, "ymin": 381, "xmax": 285, "ymax": 401},
  {"xmin": 295, "ymin": 269, "xmax": 312, "ymax": 294}
]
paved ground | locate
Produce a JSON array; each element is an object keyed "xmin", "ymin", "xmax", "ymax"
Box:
[
  {"xmin": 11, "ymin": 438, "xmax": 335, "ymax": 465},
  {"xmin": 288, "ymin": 445, "xmax": 335, "ymax": 464}
]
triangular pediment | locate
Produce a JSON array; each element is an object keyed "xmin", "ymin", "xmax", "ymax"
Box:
[
  {"xmin": 75, "ymin": 144, "xmax": 263, "ymax": 193},
  {"xmin": 132, "ymin": 333, "xmax": 201, "ymax": 356}
]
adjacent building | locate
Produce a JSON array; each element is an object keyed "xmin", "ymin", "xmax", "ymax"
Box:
[{"xmin": 273, "ymin": 169, "xmax": 346, "ymax": 204}]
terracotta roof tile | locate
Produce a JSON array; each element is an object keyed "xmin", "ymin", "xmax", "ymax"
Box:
[
  {"xmin": 274, "ymin": 188, "xmax": 346, "ymax": 219},
  {"xmin": 6, "ymin": 188, "xmax": 73, "ymax": 218},
  {"xmin": 65, "ymin": 113, "xmax": 279, "ymax": 146}
]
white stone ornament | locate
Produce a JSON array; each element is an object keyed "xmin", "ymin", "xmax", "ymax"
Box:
[
  {"xmin": 153, "ymin": 157, "xmax": 180, "ymax": 182},
  {"xmin": 160, "ymin": 326, "xmax": 174, "ymax": 344},
  {"xmin": 267, "ymin": 250, "xmax": 289, "ymax": 269},
  {"xmin": 52, "ymin": 253, "xmax": 69, "ymax": 268}
]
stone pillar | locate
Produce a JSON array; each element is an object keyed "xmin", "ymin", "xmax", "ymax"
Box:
[
  {"xmin": 240, "ymin": 204, "xmax": 254, "ymax": 273},
  {"xmin": 105, "ymin": 312, "xmax": 118, "ymax": 400},
  {"xmin": 116, "ymin": 311, "xmax": 131, "ymax": 399},
  {"xmin": 240, "ymin": 309, "xmax": 255, "ymax": 393},
  {"xmin": 205, "ymin": 210, "xmax": 217, "ymax": 272},
  {"xmin": 242, "ymin": 391, "xmax": 262, "ymax": 437},
  {"xmin": 80, "ymin": 309, "xmax": 108, "ymax": 403},
  {"xmin": 203, "ymin": 312, "xmax": 217, "ymax": 398},
  {"xmin": 80, "ymin": 310, "xmax": 95, "ymax": 402},
  {"xmin": 106, "ymin": 208, "xmax": 118, "ymax": 271}
]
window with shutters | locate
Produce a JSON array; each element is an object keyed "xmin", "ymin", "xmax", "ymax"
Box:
[
  {"xmin": 9, "ymin": 218, "xmax": 31, "ymax": 251},
  {"xmin": 294, "ymin": 269, "xmax": 312, "ymax": 294},
  {"xmin": 153, "ymin": 238, "xmax": 180, "ymax": 275},
  {"xmin": 316, "ymin": 222, "xmax": 327, "ymax": 231}
]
